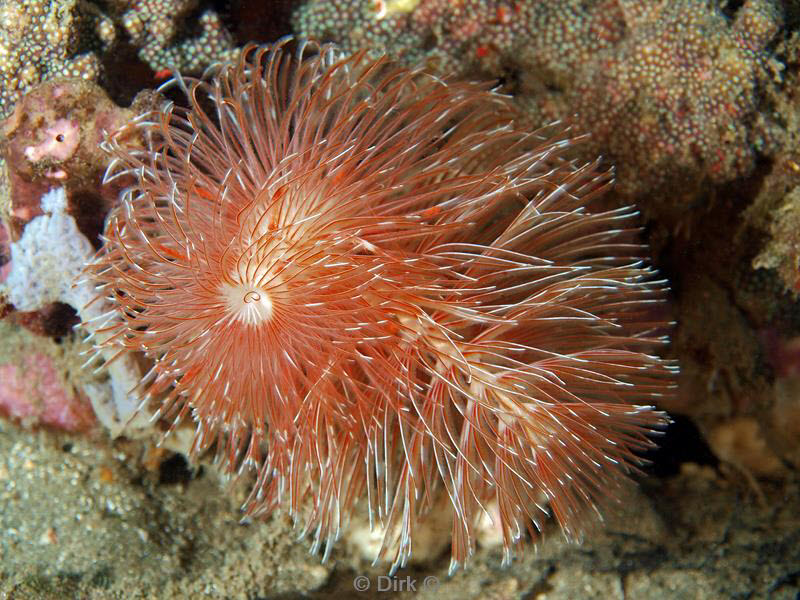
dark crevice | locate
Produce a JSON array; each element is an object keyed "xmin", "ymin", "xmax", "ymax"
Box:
[{"xmin": 641, "ymin": 413, "xmax": 719, "ymax": 478}]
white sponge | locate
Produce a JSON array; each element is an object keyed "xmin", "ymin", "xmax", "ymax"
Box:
[{"xmin": 6, "ymin": 187, "xmax": 95, "ymax": 311}]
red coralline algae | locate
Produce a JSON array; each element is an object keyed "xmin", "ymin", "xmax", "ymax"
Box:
[
  {"xmin": 23, "ymin": 118, "xmax": 80, "ymax": 164},
  {"xmin": 89, "ymin": 39, "xmax": 676, "ymax": 571},
  {"xmin": 1, "ymin": 78, "xmax": 156, "ymax": 242},
  {"xmin": 0, "ymin": 331, "xmax": 95, "ymax": 432},
  {"xmin": 3, "ymin": 78, "xmax": 132, "ymax": 188}
]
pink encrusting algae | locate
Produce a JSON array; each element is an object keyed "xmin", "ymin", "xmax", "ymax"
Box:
[
  {"xmin": 88, "ymin": 38, "xmax": 677, "ymax": 572},
  {"xmin": 0, "ymin": 352, "xmax": 95, "ymax": 432}
]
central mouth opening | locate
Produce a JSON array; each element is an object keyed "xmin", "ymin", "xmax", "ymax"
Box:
[{"xmin": 220, "ymin": 282, "xmax": 274, "ymax": 326}]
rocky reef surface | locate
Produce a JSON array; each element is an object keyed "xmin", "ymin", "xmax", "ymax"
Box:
[{"xmin": 1, "ymin": 1, "xmax": 799, "ymax": 598}]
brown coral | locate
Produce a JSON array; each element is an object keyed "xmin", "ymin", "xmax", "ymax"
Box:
[
  {"xmin": 295, "ymin": 0, "xmax": 786, "ymax": 201},
  {"xmin": 0, "ymin": 0, "xmax": 101, "ymax": 119},
  {"xmin": 570, "ymin": 0, "xmax": 783, "ymax": 200}
]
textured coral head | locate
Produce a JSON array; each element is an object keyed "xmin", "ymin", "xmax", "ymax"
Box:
[{"xmin": 90, "ymin": 38, "xmax": 677, "ymax": 572}]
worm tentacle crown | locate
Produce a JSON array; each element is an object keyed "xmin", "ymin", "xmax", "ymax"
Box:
[{"xmin": 89, "ymin": 38, "xmax": 677, "ymax": 572}]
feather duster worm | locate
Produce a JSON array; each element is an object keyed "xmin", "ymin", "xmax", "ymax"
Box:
[{"xmin": 89, "ymin": 38, "xmax": 676, "ymax": 572}]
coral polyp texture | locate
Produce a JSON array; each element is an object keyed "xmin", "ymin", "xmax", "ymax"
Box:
[
  {"xmin": 0, "ymin": 0, "xmax": 240, "ymax": 120},
  {"xmin": 0, "ymin": 0, "xmax": 101, "ymax": 119},
  {"xmin": 295, "ymin": 0, "xmax": 784, "ymax": 199},
  {"xmin": 89, "ymin": 39, "xmax": 676, "ymax": 570}
]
